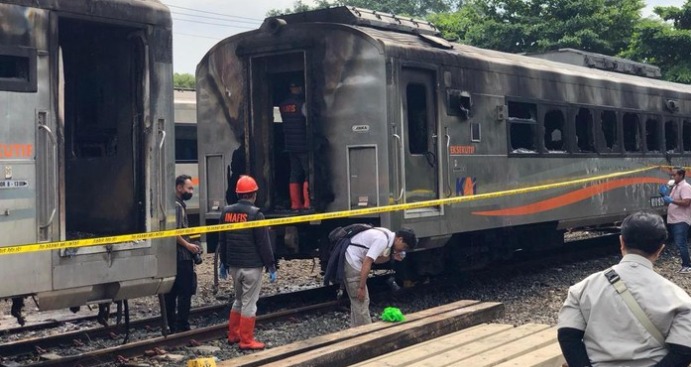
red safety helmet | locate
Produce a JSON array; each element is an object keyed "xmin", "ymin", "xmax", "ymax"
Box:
[{"xmin": 236, "ymin": 175, "xmax": 258, "ymax": 194}]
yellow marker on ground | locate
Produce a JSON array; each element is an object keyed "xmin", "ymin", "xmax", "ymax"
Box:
[{"xmin": 187, "ymin": 357, "xmax": 216, "ymax": 367}]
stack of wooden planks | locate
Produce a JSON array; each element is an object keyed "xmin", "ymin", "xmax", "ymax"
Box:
[{"xmin": 218, "ymin": 298, "xmax": 565, "ymax": 366}]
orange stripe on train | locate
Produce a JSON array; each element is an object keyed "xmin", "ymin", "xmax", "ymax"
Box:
[{"xmin": 473, "ymin": 177, "xmax": 667, "ymax": 217}]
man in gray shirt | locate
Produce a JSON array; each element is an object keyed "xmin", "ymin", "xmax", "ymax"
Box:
[{"xmin": 558, "ymin": 211, "xmax": 691, "ymax": 366}]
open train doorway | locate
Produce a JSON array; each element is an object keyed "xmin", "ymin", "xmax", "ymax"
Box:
[
  {"xmin": 249, "ymin": 52, "xmax": 311, "ymax": 214},
  {"xmin": 57, "ymin": 18, "xmax": 147, "ymax": 257}
]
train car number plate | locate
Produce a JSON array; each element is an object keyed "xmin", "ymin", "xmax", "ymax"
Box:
[{"xmin": 650, "ymin": 196, "xmax": 665, "ymax": 208}]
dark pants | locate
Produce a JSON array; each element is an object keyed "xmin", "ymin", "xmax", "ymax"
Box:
[
  {"xmin": 670, "ymin": 222, "xmax": 691, "ymax": 268},
  {"xmin": 164, "ymin": 260, "xmax": 195, "ymax": 332},
  {"xmin": 289, "ymin": 152, "xmax": 309, "ymax": 183}
]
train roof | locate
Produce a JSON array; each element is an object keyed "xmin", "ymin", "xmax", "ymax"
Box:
[
  {"xmin": 353, "ymin": 21, "xmax": 691, "ymax": 96},
  {"xmin": 207, "ymin": 6, "xmax": 691, "ymax": 97},
  {"xmin": 268, "ymin": 6, "xmax": 439, "ymax": 36},
  {"xmin": 1, "ymin": 0, "xmax": 171, "ymax": 26},
  {"xmin": 528, "ymin": 48, "xmax": 662, "ymax": 79},
  {"xmin": 174, "ymin": 89, "xmax": 195, "ymax": 103}
]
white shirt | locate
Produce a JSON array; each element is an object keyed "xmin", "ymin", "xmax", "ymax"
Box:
[
  {"xmin": 345, "ymin": 228, "xmax": 394, "ymax": 271},
  {"xmin": 558, "ymin": 254, "xmax": 691, "ymax": 366}
]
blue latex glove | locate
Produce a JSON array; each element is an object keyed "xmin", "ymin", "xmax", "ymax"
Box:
[
  {"xmin": 269, "ymin": 271, "xmax": 277, "ymax": 283},
  {"xmin": 663, "ymin": 196, "xmax": 673, "ymax": 205},
  {"xmin": 219, "ymin": 263, "xmax": 228, "ymax": 280},
  {"xmin": 659, "ymin": 184, "xmax": 670, "ymax": 197}
]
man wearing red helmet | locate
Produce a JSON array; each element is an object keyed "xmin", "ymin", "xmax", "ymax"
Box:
[{"xmin": 218, "ymin": 175, "xmax": 277, "ymax": 350}]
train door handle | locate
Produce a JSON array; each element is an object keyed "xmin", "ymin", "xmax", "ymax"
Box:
[
  {"xmin": 393, "ymin": 133, "xmax": 405, "ymax": 202},
  {"xmin": 158, "ymin": 130, "xmax": 166, "ymax": 149},
  {"xmin": 38, "ymin": 124, "xmax": 57, "ymax": 229},
  {"xmin": 157, "ymin": 120, "xmax": 166, "ymax": 222}
]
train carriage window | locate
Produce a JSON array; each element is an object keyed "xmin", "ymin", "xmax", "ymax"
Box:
[
  {"xmin": 575, "ymin": 108, "xmax": 595, "ymax": 153},
  {"xmin": 600, "ymin": 110, "xmax": 618, "ymax": 152},
  {"xmin": 447, "ymin": 89, "xmax": 471, "ymax": 119},
  {"xmin": 471, "ymin": 122, "xmax": 481, "ymax": 142},
  {"xmin": 508, "ymin": 102, "xmax": 538, "ymax": 153},
  {"xmin": 407, "ymin": 84, "xmax": 429, "ymax": 154},
  {"xmin": 0, "ymin": 46, "xmax": 37, "ymax": 92},
  {"xmin": 665, "ymin": 120, "xmax": 679, "ymax": 153},
  {"xmin": 623, "ymin": 113, "xmax": 642, "ymax": 152},
  {"xmin": 175, "ymin": 124, "xmax": 198, "ymax": 163},
  {"xmin": 645, "ymin": 118, "xmax": 661, "ymax": 153},
  {"xmin": 544, "ymin": 110, "xmax": 565, "ymax": 153},
  {"xmin": 683, "ymin": 120, "xmax": 691, "ymax": 153}
]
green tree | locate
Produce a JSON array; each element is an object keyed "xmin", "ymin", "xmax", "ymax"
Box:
[
  {"xmin": 267, "ymin": 0, "xmax": 329, "ymax": 17},
  {"xmin": 622, "ymin": 1, "xmax": 691, "ymax": 83},
  {"xmin": 430, "ymin": 0, "xmax": 643, "ymax": 56},
  {"xmin": 173, "ymin": 73, "xmax": 195, "ymax": 89},
  {"xmin": 268, "ymin": 0, "xmax": 461, "ymax": 18}
]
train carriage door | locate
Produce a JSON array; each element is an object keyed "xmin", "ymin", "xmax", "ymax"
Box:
[
  {"xmin": 248, "ymin": 52, "xmax": 310, "ymax": 212},
  {"xmin": 399, "ymin": 68, "xmax": 440, "ymax": 215}
]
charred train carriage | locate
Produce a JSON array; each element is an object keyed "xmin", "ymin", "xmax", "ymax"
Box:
[
  {"xmin": 0, "ymin": 0, "xmax": 176, "ymax": 311},
  {"xmin": 197, "ymin": 7, "xmax": 688, "ymax": 277}
]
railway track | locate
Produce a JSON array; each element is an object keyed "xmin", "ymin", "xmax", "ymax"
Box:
[
  {"xmin": 2, "ymin": 275, "xmax": 449, "ymax": 367},
  {"xmin": 1, "ymin": 233, "xmax": 620, "ymax": 366},
  {"xmin": 0, "ymin": 285, "xmax": 344, "ymax": 364}
]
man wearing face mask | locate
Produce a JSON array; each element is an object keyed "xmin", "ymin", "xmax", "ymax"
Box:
[
  {"xmin": 344, "ymin": 227, "xmax": 417, "ymax": 327},
  {"xmin": 163, "ymin": 174, "xmax": 201, "ymax": 333}
]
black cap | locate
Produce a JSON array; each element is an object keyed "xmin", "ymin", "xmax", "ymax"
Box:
[{"xmin": 289, "ymin": 80, "xmax": 302, "ymax": 87}]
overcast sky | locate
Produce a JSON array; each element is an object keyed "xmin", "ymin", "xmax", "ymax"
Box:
[{"xmin": 161, "ymin": 0, "xmax": 687, "ymax": 74}]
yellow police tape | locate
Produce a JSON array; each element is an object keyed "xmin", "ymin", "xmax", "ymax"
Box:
[{"xmin": 0, "ymin": 165, "xmax": 667, "ymax": 256}]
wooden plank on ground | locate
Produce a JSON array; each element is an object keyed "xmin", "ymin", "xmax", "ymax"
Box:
[
  {"xmin": 351, "ymin": 323, "xmax": 514, "ymax": 367},
  {"xmin": 449, "ymin": 327, "xmax": 559, "ymax": 367},
  {"xmin": 413, "ymin": 324, "xmax": 552, "ymax": 367},
  {"xmin": 492, "ymin": 342, "xmax": 565, "ymax": 367},
  {"xmin": 261, "ymin": 301, "xmax": 504, "ymax": 367},
  {"xmin": 218, "ymin": 300, "xmax": 481, "ymax": 367}
]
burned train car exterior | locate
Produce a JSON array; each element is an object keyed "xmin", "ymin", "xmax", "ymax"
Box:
[
  {"xmin": 0, "ymin": 0, "xmax": 176, "ymax": 310},
  {"xmin": 197, "ymin": 7, "xmax": 685, "ymax": 273}
]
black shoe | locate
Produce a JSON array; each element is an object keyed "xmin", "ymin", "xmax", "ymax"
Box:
[
  {"xmin": 175, "ymin": 324, "xmax": 191, "ymax": 332},
  {"xmin": 97, "ymin": 303, "xmax": 110, "ymax": 327},
  {"xmin": 11, "ymin": 298, "xmax": 25, "ymax": 326}
]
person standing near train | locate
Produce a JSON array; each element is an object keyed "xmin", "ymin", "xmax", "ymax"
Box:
[
  {"xmin": 164, "ymin": 174, "xmax": 201, "ymax": 333},
  {"xmin": 218, "ymin": 175, "xmax": 277, "ymax": 350},
  {"xmin": 279, "ymin": 80, "xmax": 311, "ymax": 212},
  {"xmin": 557, "ymin": 211, "xmax": 691, "ymax": 366},
  {"xmin": 661, "ymin": 167, "xmax": 691, "ymax": 273}
]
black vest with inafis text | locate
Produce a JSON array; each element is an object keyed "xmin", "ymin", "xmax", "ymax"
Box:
[
  {"xmin": 279, "ymin": 95, "xmax": 307, "ymax": 152},
  {"xmin": 219, "ymin": 200, "xmax": 263, "ymax": 268}
]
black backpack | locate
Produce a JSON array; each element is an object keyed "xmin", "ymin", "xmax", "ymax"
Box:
[
  {"xmin": 327, "ymin": 223, "xmax": 373, "ymax": 247},
  {"xmin": 323, "ymin": 224, "xmax": 374, "ymax": 286}
]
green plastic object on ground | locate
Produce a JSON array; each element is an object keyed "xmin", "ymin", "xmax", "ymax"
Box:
[{"xmin": 381, "ymin": 307, "xmax": 405, "ymax": 322}]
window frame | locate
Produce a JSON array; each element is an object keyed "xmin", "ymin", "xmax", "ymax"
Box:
[
  {"xmin": 540, "ymin": 104, "xmax": 569, "ymax": 154},
  {"xmin": 596, "ymin": 109, "xmax": 622, "ymax": 155},
  {"xmin": 0, "ymin": 45, "xmax": 37, "ymax": 93},
  {"xmin": 663, "ymin": 117, "xmax": 681, "ymax": 155}
]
